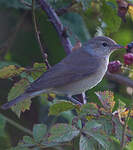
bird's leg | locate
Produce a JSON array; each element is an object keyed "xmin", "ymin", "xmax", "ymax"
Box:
[
  {"xmin": 82, "ymin": 92, "xmax": 87, "ymax": 104},
  {"xmin": 67, "ymin": 95, "xmax": 82, "ymax": 106}
]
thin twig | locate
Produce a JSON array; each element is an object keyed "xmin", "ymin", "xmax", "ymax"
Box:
[
  {"xmin": 37, "ymin": 0, "xmax": 87, "ymax": 104},
  {"xmin": 106, "ymin": 72, "xmax": 133, "ymax": 88},
  {"xmin": 120, "ymin": 107, "xmax": 131, "ymax": 150},
  {"xmin": 0, "ymin": 113, "xmax": 33, "ymax": 136},
  {"xmin": 32, "ymin": 0, "xmax": 51, "ymax": 69}
]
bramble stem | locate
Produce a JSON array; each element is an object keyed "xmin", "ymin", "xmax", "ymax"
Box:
[
  {"xmin": 32, "ymin": 0, "xmax": 51, "ymax": 69},
  {"xmin": 120, "ymin": 107, "xmax": 131, "ymax": 150},
  {"xmin": 0, "ymin": 113, "xmax": 32, "ymax": 136}
]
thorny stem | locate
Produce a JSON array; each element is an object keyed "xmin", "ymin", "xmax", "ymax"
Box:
[
  {"xmin": 38, "ymin": 0, "xmax": 73, "ymax": 54},
  {"xmin": 32, "ymin": 0, "xmax": 51, "ymax": 69},
  {"xmin": 38, "ymin": 0, "xmax": 87, "ymax": 105},
  {"xmin": 120, "ymin": 107, "xmax": 132, "ymax": 150},
  {"xmin": 0, "ymin": 113, "xmax": 33, "ymax": 136}
]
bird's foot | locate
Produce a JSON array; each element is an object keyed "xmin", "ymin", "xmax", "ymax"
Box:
[{"xmin": 67, "ymin": 95, "xmax": 82, "ymax": 106}]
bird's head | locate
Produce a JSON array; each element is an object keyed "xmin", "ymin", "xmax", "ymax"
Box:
[{"xmin": 84, "ymin": 36, "xmax": 124, "ymax": 56}]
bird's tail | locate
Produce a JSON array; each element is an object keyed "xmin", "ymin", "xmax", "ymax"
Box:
[{"xmin": 1, "ymin": 93, "xmax": 30, "ymax": 110}]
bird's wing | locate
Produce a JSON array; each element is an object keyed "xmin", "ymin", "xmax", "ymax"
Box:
[{"xmin": 26, "ymin": 49, "xmax": 100, "ymax": 92}]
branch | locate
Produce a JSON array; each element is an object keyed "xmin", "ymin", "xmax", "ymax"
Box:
[
  {"xmin": 37, "ymin": 0, "xmax": 73, "ymax": 54},
  {"xmin": 120, "ymin": 107, "xmax": 131, "ymax": 150},
  {"xmin": 106, "ymin": 72, "xmax": 133, "ymax": 88},
  {"xmin": 0, "ymin": 113, "xmax": 32, "ymax": 135},
  {"xmin": 32, "ymin": 0, "xmax": 50, "ymax": 69}
]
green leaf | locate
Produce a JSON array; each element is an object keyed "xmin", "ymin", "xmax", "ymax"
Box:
[
  {"xmin": 95, "ymin": 91, "xmax": 115, "ymax": 112},
  {"xmin": 101, "ymin": 1, "xmax": 121, "ymax": 35},
  {"xmin": 8, "ymin": 78, "xmax": 31, "ymax": 118},
  {"xmin": 0, "ymin": 65, "xmax": 25, "ymax": 79},
  {"xmin": 48, "ymin": 123, "xmax": 79, "ymax": 143},
  {"xmin": 33, "ymin": 124, "xmax": 47, "ymax": 142},
  {"xmin": 49, "ymin": 101, "xmax": 76, "ymax": 116},
  {"xmin": 126, "ymin": 140, "xmax": 133, "ymax": 150},
  {"xmin": 31, "ymin": 63, "xmax": 46, "ymax": 80},
  {"xmin": 80, "ymin": 135, "xmax": 97, "ymax": 150},
  {"xmin": 109, "ymin": 137, "xmax": 122, "ymax": 150},
  {"xmin": 84, "ymin": 120, "xmax": 102, "ymax": 131},
  {"xmin": 83, "ymin": 120, "xmax": 110, "ymax": 149},
  {"xmin": 78, "ymin": 103, "xmax": 99, "ymax": 117},
  {"xmin": 23, "ymin": 136, "xmax": 34, "ymax": 144},
  {"xmin": 0, "ymin": 61, "xmax": 18, "ymax": 69},
  {"xmin": 112, "ymin": 116, "xmax": 123, "ymax": 141},
  {"xmin": 84, "ymin": 132, "xmax": 110, "ymax": 149},
  {"xmin": 96, "ymin": 117, "xmax": 113, "ymax": 135}
]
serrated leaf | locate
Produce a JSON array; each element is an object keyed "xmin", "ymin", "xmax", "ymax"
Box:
[
  {"xmin": 95, "ymin": 91, "xmax": 115, "ymax": 112},
  {"xmin": 112, "ymin": 116, "xmax": 123, "ymax": 141},
  {"xmin": 83, "ymin": 120, "xmax": 110, "ymax": 149},
  {"xmin": 97, "ymin": 117, "xmax": 113, "ymax": 135},
  {"xmin": 84, "ymin": 120, "xmax": 102, "ymax": 131},
  {"xmin": 80, "ymin": 135, "xmax": 96, "ymax": 150},
  {"xmin": 8, "ymin": 78, "xmax": 31, "ymax": 117},
  {"xmin": 23, "ymin": 136, "xmax": 34, "ymax": 144},
  {"xmin": 83, "ymin": 131, "xmax": 110, "ymax": 149},
  {"xmin": 78, "ymin": 103, "xmax": 99, "ymax": 117},
  {"xmin": 49, "ymin": 101, "xmax": 76, "ymax": 116},
  {"xmin": 31, "ymin": 63, "xmax": 46, "ymax": 80},
  {"xmin": 33, "ymin": 124, "xmax": 47, "ymax": 142},
  {"xmin": 0, "ymin": 65, "xmax": 25, "ymax": 79},
  {"xmin": 48, "ymin": 123, "xmax": 79, "ymax": 143}
]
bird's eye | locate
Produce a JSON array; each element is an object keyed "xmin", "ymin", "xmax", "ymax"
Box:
[{"xmin": 102, "ymin": 42, "xmax": 108, "ymax": 47}]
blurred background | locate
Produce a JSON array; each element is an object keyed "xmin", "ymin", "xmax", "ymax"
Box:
[{"xmin": 0, "ymin": 0, "xmax": 133, "ymax": 149}]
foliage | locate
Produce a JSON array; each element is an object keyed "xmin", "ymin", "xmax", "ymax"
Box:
[
  {"xmin": 8, "ymin": 78, "xmax": 31, "ymax": 118},
  {"xmin": 0, "ymin": 0, "xmax": 133, "ymax": 150},
  {"xmin": 49, "ymin": 101, "xmax": 76, "ymax": 116}
]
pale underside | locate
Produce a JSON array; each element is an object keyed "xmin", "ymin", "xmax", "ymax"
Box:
[{"xmin": 26, "ymin": 48, "xmax": 109, "ymax": 96}]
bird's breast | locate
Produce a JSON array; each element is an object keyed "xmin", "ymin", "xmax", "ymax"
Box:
[{"xmin": 53, "ymin": 56, "xmax": 109, "ymax": 96}]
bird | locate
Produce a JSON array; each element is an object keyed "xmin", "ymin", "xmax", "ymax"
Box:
[{"xmin": 1, "ymin": 36, "xmax": 124, "ymax": 110}]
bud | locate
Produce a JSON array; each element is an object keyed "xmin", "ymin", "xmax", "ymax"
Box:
[
  {"xmin": 108, "ymin": 60, "xmax": 122, "ymax": 73},
  {"xmin": 124, "ymin": 53, "xmax": 133, "ymax": 65}
]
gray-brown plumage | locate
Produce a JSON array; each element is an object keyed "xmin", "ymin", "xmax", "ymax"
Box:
[{"xmin": 1, "ymin": 36, "xmax": 124, "ymax": 109}]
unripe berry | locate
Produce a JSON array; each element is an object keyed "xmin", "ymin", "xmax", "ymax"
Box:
[
  {"xmin": 124, "ymin": 53, "xmax": 133, "ymax": 65},
  {"xmin": 108, "ymin": 60, "xmax": 122, "ymax": 73}
]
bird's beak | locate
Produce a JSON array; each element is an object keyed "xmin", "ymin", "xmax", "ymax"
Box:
[{"xmin": 111, "ymin": 44, "xmax": 124, "ymax": 51}]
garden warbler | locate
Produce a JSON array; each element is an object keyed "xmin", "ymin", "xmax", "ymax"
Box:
[{"xmin": 1, "ymin": 36, "xmax": 123, "ymax": 109}]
